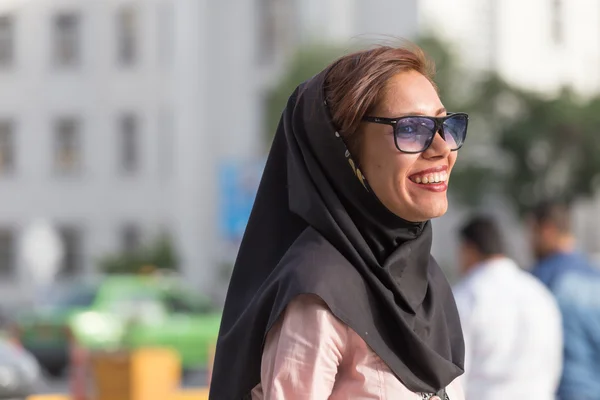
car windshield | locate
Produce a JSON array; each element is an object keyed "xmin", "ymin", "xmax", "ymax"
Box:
[
  {"xmin": 163, "ymin": 291, "xmax": 215, "ymax": 314},
  {"xmin": 42, "ymin": 282, "xmax": 99, "ymax": 309}
]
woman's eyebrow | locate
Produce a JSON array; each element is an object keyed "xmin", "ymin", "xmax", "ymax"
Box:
[{"xmin": 392, "ymin": 107, "xmax": 447, "ymax": 117}]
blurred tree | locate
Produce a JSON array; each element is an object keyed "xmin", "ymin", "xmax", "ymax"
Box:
[
  {"xmin": 265, "ymin": 45, "xmax": 350, "ymax": 145},
  {"xmin": 422, "ymin": 35, "xmax": 600, "ymax": 214},
  {"xmin": 99, "ymin": 233, "xmax": 179, "ymax": 274},
  {"xmin": 416, "ymin": 35, "xmax": 466, "ymax": 110},
  {"xmin": 497, "ymin": 88, "xmax": 600, "ymax": 214}
]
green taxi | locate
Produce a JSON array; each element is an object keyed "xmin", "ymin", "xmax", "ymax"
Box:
[{"xmin": 13, "ymin": 275, "xmax": 221, "ymax": 376}]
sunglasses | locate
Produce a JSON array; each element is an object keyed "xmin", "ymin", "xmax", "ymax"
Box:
[{"xmin": 362, "ymin": 112, "xmax": 469, "ymax": 154}]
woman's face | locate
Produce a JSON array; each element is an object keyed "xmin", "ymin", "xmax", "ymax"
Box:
[{"xmin": 359, "ymin": 70, "xmax": 458, "ymax": 222}]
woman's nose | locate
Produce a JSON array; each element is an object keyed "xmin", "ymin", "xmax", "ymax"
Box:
[{"xmin": 423, "ymin": 131, "xmax": 451, "ymax": 159}]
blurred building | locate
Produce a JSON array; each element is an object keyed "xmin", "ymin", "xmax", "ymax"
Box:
[
  {"xmin": 0, "ymin": 0, "xmax": 425, "ymax": 304},
  {"xmin": 420, "ymin": 0, "xmax": 600, "ymax": 97},
  {"xmin": 9, "ymin": 0, "xmax": 596, "ymax": 303},
  {"xmin": 0, "ymin": 0, "xmax": 297, "ymax": 304},
  {"xmin": 297, "ymin": 0, "xmax": 418, "ymax": 44}
]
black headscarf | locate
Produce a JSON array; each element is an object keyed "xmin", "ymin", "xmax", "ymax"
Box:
[{"xmin": 209, "ymin": 67, "xmax": 464, "ymax": 399}]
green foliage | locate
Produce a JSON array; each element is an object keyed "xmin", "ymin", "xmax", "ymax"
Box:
[
  {"xmin": 99, "ymin": 233, "xmax": 179, "ymax": 274},
  {"xmin": 496, "ymin": 89, "xmax": 600, "ymax": 214},
  {"xmin": 447, "ymin": 165, "xmax": 501, "ymax": 207},
  {"xmin": 421, "ymin": 36, "xmax": 600, "ymax": 215},
  {"xmin": 265, "ymin": 45, "xmax": 350, "ymax": 146},
  {"xmin": 416, "ymin": 35, "xmax": 466, "ymax": 111}
]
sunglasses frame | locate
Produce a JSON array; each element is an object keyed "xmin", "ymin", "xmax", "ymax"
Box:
[{"xmin": 362, "ymin": 112, "xmax": 469, "ymax": 154}]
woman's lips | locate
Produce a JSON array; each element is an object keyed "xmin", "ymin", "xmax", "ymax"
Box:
[{"xmin": 409, "ymin": 179, "xmax": 448, "ymax": 192}]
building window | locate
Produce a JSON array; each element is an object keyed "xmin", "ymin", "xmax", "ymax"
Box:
[
  {"xmin": 256, "ymin": 0, "xmax": 278, "ymax": 64},
  {"xmin": 119, "ymin": 114, "xmax": 139, "ymax": 174},
  {"xmin": 53, "ymin": 12, "xmax": 80, "ymax": 67},
  {"xmin": 0, "ymin": 120, "xmax": 14, "ymax": 175},
  {"xmin": 54, "ymin": 118, "xmax": 81, "ymax": 174},
  {"xmin": 0, "ymin": 14, "xmax": 14, "ymax": 67},
  {"xmin": 58, "ymin": 225, "xmax": 83, "ymax": 277},
  {"xmin": 121, "ymin": 224, "xmax": 141, "ymax": 253},
  {"xmin": 551, "ymin": 0, "xmax": 562, "ymax": 45},
  {"xmin": 157, "ymin": 2, "xmax": 173, "ymax": 69},
  {"xmin": 158, "ymin": 110, "xmax": 173, "ymax": 178},
  {"xmin": 117, "ymin": 7, "xmax": 137, "ymax": 66},
  {"xmin": 0, "ymin": 229, "xmax": 15, "ymax": 277}
]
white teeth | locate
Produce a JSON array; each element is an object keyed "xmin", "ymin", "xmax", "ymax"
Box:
[{"xmin": 412, "ymin": 171, "xmax": 448, "ymax": 184}]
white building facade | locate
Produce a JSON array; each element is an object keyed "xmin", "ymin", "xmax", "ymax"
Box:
[
  {"xmin": 7, "ymin": 0, "xmax": 597, "ymax": 302},
  {"xmin": 297, "ymin": 0, "xmax": 419, "ymax": 45},
  {"xmin": 0, "ymin": 0, "xmax": 284, "ymax": 304},
  {"xmin": 419, "ymin": 0, "xmax": 600, "ymax": 97}
]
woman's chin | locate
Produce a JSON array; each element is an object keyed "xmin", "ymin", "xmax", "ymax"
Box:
[{"xmin": 397, "ymin": 197, "xmax": 449, "ymax": 222}]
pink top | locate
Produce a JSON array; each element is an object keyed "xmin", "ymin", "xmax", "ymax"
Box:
[{"xmin": 251, "ymin": 294, "xmax": 464, "ymax": 400}]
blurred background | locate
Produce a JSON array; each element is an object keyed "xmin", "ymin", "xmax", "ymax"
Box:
[{"xmin": 1, "ymin": 0, "xmax": 600, "ymax": 396}]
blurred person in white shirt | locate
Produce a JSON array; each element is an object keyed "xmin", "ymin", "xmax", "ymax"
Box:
[{"xmin": 453, "ymin": 215, "xmax": 562, "ymax": 400}]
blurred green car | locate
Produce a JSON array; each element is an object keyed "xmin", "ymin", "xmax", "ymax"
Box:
[{"xmin": 13, "ymin": 275, "xmax": 221, "ymax": 376}]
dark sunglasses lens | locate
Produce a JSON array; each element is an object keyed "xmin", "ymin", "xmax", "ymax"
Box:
[
  {"xmin": 394, "ymin": 117, "xmax": 436, "ymax": 152},
  {"xmin": 443, "ymin": 114, "xmax": 468, "ymax": 149}
]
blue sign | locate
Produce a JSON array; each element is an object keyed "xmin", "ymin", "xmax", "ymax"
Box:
[{"xmin": 219, "ymin": 159, "xmax": 265, "ymax": 241}]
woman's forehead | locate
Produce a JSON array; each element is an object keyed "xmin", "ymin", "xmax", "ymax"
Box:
[{"xmin": 375, "ymin": 70, "xmax": 443, "ymax": 117}]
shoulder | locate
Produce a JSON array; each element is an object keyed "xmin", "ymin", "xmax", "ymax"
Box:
[
  {"xmin": 452, "ymin": 265, "xmax": 492, "ymax": 304},
  {"xmin": 514, "ymin": 264, "xmax": 555, "ymax": 293},
  {"xmin": 553, "ymin": 267, "xmax": 600, "ymax": 307},
  {"xmin": 259, "ymin": 295, "xmax": 349, "ymax": 398},
  {"xmin": 268, "ymin": 294, "xmax": 349, "ymax": 348},
  {"xmin": 284, "ymin": 294, "xmax": 338, "ymax": 320},
  {"xmin": 531, "ymin": 255, "xmax": 569, "ymax": 286},
  {"xmin": 514, "ymin": 267, "xmax": 562, "ymax": 316},
  {"xmin": 261, "ymin": 294, "xmax": 349, "ymax": 386},
  {"xmin": 535, "ymin": 253, "xmax": 592, "ymax": 276}
]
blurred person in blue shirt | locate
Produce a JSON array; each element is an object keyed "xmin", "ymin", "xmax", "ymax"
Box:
[
  {"xmin": 529, "ymin": 201, "xmax": 600, "ymax": 400},
  {"xmin": 454, "ymin": 215, "xmax": 562, "ymax": 400}
]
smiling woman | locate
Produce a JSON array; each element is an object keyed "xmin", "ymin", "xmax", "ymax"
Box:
[
  {"xmin": 210, "ymin": 42, "xmax": 468, "ymax": 400},
  {"xmin": 325, "ymin": 47, "xmax": 468, "ymax": 223}
]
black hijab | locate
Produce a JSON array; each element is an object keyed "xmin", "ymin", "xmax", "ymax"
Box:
[{"xmin": 209, "ymin": 67, "xmax": 464, "ymax": 399}]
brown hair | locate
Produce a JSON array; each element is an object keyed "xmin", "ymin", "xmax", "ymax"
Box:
[{"xmin": 324, "ymin": 42, "xmax": 436, "ymax": 157}]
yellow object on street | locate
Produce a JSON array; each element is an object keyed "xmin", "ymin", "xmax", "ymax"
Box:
[
  {"xmin": 92, "ymin": 348, "xmax": 181, "ymax": 400},
  {"xmin": 28, "ymin": 396, "xmax": 70, "ymax": 400},
  {"xmin": 29, "ymin": 346, "xmax": 212, "ymax": 400},
  {"xmin": 28, "ymin": 387, "xmax": 210, "ymax": 400}
]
